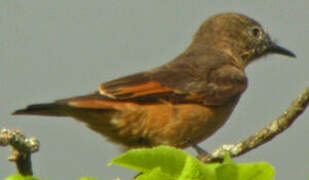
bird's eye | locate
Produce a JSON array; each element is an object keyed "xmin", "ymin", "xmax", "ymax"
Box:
[{"xmin": 252, "ymin": 27, "xmax": 261, "ymax": 38}]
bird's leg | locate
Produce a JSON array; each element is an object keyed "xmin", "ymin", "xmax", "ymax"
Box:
[
  {"xmin": 190, "ymin": 143, "xmax": 226, "ymax": 163},
  {"xmin": 191, "ymin": 144, "xmax": 210, "ymax": 156},
  {"xmin": 188, "ymin": 141, "xmax": 212, "ymax": 161}
]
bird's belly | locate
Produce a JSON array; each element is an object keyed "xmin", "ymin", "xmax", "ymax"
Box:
[
  {"xmin": 72, "ymin": 102, "xmax": 236, "ymax": 149},
  {"xmin": 136, "ymin": 103, "xmax": 236, "ymax": 148}
]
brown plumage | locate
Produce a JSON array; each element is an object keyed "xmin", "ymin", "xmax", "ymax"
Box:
[{"xmin": 13, "ymin": 13, "xmax": 295, "ymax": 149}]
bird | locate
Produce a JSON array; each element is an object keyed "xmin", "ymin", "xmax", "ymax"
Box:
[{"xmin": 13, "ymin": 12, "xmax": 295, "ymax": 150}]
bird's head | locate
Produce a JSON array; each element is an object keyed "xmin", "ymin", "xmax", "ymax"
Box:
[{"xmin": 192, "ymin": 13, "xmax": 295, "ymax": 66}]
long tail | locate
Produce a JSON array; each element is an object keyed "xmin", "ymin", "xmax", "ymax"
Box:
[{"xmin": 13, "ymin": 103, "xmax": 70, "ymax": 117}]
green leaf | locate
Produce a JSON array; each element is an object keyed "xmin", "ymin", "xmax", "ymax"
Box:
[
  {"xmin": 135, "ymin": 167, "xmax": 175, "ymax": 180},
  {"xmin": 178, "ymin": 155, "xmax": 218, "ymax": 180},
  {"xmin": 216, "ymin": 153, "xmax": 238, "ymax": 180},
  {"xmin": 110, "ymin": 146, "xmax": 187, "ymax": 176},
  {"xmin": 216, "ymin": 163, "xmax": 238, "ymax": 180},
  {"xmin": 4, "ymin": 174, "xmax": 39, "ymax": 180},
  {"xmin": 110, "ymin": 146, "xmax": 275, "ymax": 180},
  {"xmin": 222, "ymin": 152, "xmax": 234, "ymax": 164},
  {"xmin": 217, "ymin": 154, "xmax": 274, "ymax": 180},
  {"xmin": 238, "ymin": 162, "xmax": 275, "ymax": 180},
  {"xmin": 110, "ymin": 145, "xmax": 222, "ymax": 180}
]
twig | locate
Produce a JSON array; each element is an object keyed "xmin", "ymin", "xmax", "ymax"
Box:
[
  {"xmin": 0, "ymin": 128, "xmax": 39, "ymax": 176},
  {"xmin": 199, "ymin": 86, "xmax": 309, "ymax": 163}
]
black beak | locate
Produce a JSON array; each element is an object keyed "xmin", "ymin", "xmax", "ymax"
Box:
[{"xmin": 267, "ymin": 43, "xmax": 296, "ymax": 58}]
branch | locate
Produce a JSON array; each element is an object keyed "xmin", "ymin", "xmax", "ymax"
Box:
[
  {"xmin": 199, "ymin": 86, "xmax": 309, "ymax": 163},
  {"xmin": 0, "ymin": 128, "xmax": 40, "ymax": 176}
]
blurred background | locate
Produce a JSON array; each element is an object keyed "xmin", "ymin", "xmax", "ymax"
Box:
[{"xmin": 0, "ymin": 1, "xmax": 308, "ymax": 179}]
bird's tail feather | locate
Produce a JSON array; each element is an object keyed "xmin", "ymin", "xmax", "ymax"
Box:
[{"xmin": 13, "ymin": 103, "xmax": 70, "ymax": 117}]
